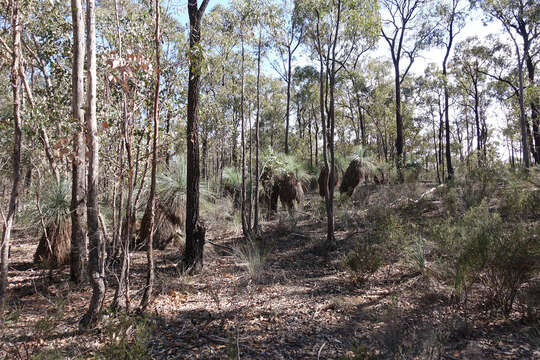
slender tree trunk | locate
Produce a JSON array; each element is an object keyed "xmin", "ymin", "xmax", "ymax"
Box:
[
  {"xmin": 443, "ymin": 64, "xmax": 453, "ymax": 180},
  {"xmin": 525, "ymin": 55, "xmax": 539, "ymax": 163},
  {"xmin": 0, "ymin": 0, "xmax": 22, "ymax": 300},
  {"xmin": 183, "ymin": 0, "xmax": 209, "ymax": 273},
  {"xmin": 70, "ymin": 0, "xmax": 86, "ymax": 284},
  {"xmin": 80, "ymin": 0, "xmax": 105, "ymax": 327},
  {"xmin": 240, "ymin": 36, "xmax": 249, "ymax": 237},
  {"xmin": 285, "ymin": 47, "xmax": 292, "ymax": 154},
  {"xmin": 517, "ymin": 54, "xmax": 530, "ymax": 168},
  {"xmin": 473, "ymin": 81, "xmax": 481, "ymax": 164},
  {"xmin": 140, "ymin": 0, "xmax": 160, "ymax": 311},
  {"xmin": 111, "ymin": 0, "xmax": 132, "ymax": 311},
  {"xmin": 254, "ymin": 28, "xmax": 261, "ymax": 232},
  {"xmin": 394, "ymin": 63, "xmax": 404, "ymax": 180}
]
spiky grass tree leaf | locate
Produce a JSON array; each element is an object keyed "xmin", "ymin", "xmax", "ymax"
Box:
[
  {"xmin": 33, "ymin": 177, "xmax": 71, "ymax": 224},
  {"xmin": 157, "ymin": 156, "xmax": 187, "ymax": 212},
  {"xmin": 222, "ymin": 167, "xmax": 241, "ymax": 191}
]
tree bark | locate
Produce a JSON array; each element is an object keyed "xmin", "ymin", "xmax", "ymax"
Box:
[
  {"xmin": 70, "ymin": 0, "xmax": 86, "ymax": 284},
  {"xmin": 80, "ymin": 0, "xmax": 105, "ymax": 327},
  {"xmin": 183, "ymin": 0, "xmax": 210, "ymax": 274},
  {"xmin": 140, "ymin": 0, "xmax": 160, "ymax": 312},
  {"xmin": 285, "ymin": 47, "xmax": 292, "ymax": 154},
  {"xmin": 254, "ymin": 27, "xmax": 261, "ymax": 232},
  {"xmin": 0, "ymin": 0, "xmax": 22, "ymax": 300}
]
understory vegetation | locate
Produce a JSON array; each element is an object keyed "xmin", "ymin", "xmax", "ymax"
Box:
[{"xmin": 1, "ymin": 0, "xmax": 539, "ymax": 357}]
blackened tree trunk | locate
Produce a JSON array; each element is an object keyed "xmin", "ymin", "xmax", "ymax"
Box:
[
  {"xmin": 80, "ymin": 0, "xmax": 105, "ymax": 327},
  {"xmin": 393, "ymin": 63, "xmax": 404, "ymax": 177},
  {"xmin": 0, "ymin": 0, "xmax": 22, "ymax": 300},
  {"xmin": 70, "ymin": 0, "xmax": 86, "ymax": 284},
  {"xmin": 140, "ymin": 0, "xmax": 160, "ymax": 312},
  {"xmin": 526, "ymin": 54, "xmax": 539, "ymax": 163},
  {"xmin": 442, "ymin": 31, "xmax": 454, "ymax": 180},
  {"xmin": 183, "ymin": 0, "xmax": 210, "ymax": 274}
]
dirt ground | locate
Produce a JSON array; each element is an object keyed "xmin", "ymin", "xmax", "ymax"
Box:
[{"xmin": 0, "ymin": 195, "xmax": 539, "ymax": 359}]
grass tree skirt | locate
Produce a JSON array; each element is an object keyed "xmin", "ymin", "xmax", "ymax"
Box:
[
  {"xmin": 318, "ymin": 165, "xmax": 339, "ymax": 198},
  {"xmin": 33, "ymin": 217, "xmax": 71, "ymax": 268},
  {"xmin": 278, "ymin": 172, "xmax": 303, "ymax": 212},
  {"xmin": 340, "ymin": 159, "xmax": 365, "ymax": 197},
  {"xmin": 131, "ymin": 201, "xmax": 184, "ymax": 251},
  {"xmin": 260, "ymin": 167, "xmax": 280, "ymax": 215}
]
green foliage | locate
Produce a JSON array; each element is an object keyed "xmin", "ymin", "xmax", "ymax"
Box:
[
  {"xmin": 349, "ymin": 145, "xmax": 377, "ymax": 174},
  {"xmin": 344, "ymin": 207, "xmax": 404, "ymax": 284},
  {"xmin": 261, "ymin": 149, "xmax": 309, "ymax": 183},
  {"xmin": 432, "ymin": 201, "xmax": 540, "ymax": 315},
  {"xmin": 157, "ymin": 156, "xmax": 187, "ymax": 209},
  {"xmin": 407, "ymin": 237, "xmax": 426, "ymax": 274},
  {"xmin": 222, "ymin": 167, "xmax": 241, "ymax": 191},
  {"xmin": 403, "ymin": 160, "xmax": 422, "ymax": 184},
  {"xmin": 460, "ymin": 164, "xmax": 504, "ymax": 209},
  {"xmin": 22, "ymin": 177, "xmax": 71, "ymax": 228},
  {"xmin": 343, "ymin": 243, "xmax": 382, "ymax": 285}
]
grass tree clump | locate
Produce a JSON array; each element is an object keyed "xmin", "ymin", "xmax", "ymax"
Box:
[
  {"xmin": 233, "ymin": 237, "xmax": 267, "ymax": 283},
  {"xmin": 33, "ymin": 178, "xmax": 72, "ymax": 268},
  {"xmin": 260, "ymin": 150, "xmax": 307, "ymax": 214},
  {"xmin": 152, "ymin": 156, "xmax": 188, "ymax": 251},
  {"xmin": 222, "ymin": 167, "xmax": 241, "ymax": 206}
]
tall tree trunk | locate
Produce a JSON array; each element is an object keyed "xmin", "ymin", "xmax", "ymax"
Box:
[
  {"xmin": 394, "ymin": 63, "xmax": 404, "ymax": 181},
  {"xmin": 285, "ymin": 47, "xmax": 292, "ymax": 154},
  {"xmin": 473, "ymin": 81, "xmax": 481, "ymax": 164},
  {"xmin": 111, "ymin": 0, "xmax": 132, "ymax": 312},
  {"xmin": 139, "ymin": 0, "xmax": 160, "ymax": 312},
  {"xmin": 183, "ymin": 0, "xmax": 210, "ymax": 273},
  {"xmin": 240, "ymin": 36, "xmax": 249, "ymax": 237},
  {"xmin": 70, "ymin": 0, "xmax": 86, "ymax": 284},
  {"xmin": 254, "ymin": 28, "xmax": 261, "ymax": 232},
  {"xmin": 517, "ymin": 54, "xmax": 530, "ymax": 168},
  {"xmin": 525, "ymin": 55, "xmax": 539, "ymax": 163},
  {"xmin": 443, "ymin": 60, "xmax": 453, "ymax": 181},
  {"xmin": 80, "ymin": 0, "xmax": 105, "ymax": 327},
  {"xmin": 0, "ymin": 0, "xmax": 22, "ymax": 300}
]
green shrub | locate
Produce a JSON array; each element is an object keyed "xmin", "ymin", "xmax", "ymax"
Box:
[
  {"xmin": 343, "ymin": 244, "xmax": 382, "ymax": 285},
  {"xmin": 438, "ymin": 202, "xmax": 540, "ymax": 315}
]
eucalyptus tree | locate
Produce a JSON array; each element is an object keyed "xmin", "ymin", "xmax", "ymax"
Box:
[
  {"xmin": 307, "ymin": 0, "xmax": 379, "ymax": 247},
  {"xmin": 183, "ymin": 0, "xmax": 211, "ymax": 274},
  {"xmin": 270, "ymin": 0, "xmax": 306, "ymax": 154},
  {"xmin": 293, "ymin": 65, "xmax": 319, "ymax": 167},
  {"xmin": 380, "ymin": 0, "xmax": 433, "ymax": 178},
  {"xmin": 139, "ymin": 0, "xmax": 161, "ymax": 312},
  {"xmin": 0, "ymin": 0, "xmax": 22, "ymax": 300},
  {"xmin": 451, "ymin": 38, "xmax": 491, "ymax": 162},
  {"xmin": 80, "ymin": 0, "xmax": 104, "ymax": 327},
  {"xmin": 69, "ymin": 0, "xmax": 86, "ymax": 285},
  {"xmin": 434, "ymin": 0, "xmax": 467, "ymax": 180},
  {"xmin": 475, "ymin": 0, "xmax": 540, "ymax": 167},
  {"xmin": 415, "ymin": 64, "xmax": 446, "ymax": 182}
]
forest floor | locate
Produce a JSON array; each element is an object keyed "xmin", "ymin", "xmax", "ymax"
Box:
[{"xmin": 1, "ymin": 191, "xmax": 539, "ymax": 359}]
